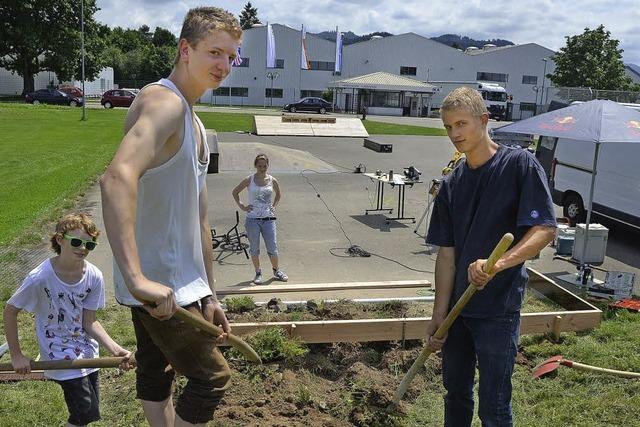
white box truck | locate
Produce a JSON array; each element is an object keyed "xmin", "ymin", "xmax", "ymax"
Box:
[
  {"xmin": 535, "ymin": 134, "xmax": 640, "ymax": 229},
  {"xmin": 429, "ymin": 81, "xmax": 508, "ymax": 120}
]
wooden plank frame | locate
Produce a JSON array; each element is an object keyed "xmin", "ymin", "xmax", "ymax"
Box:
[
  {"xmin": 226, "ymin": 268, "xmax": 602, "ymax": 344},
  {"xmin": 219, "ymin": 280, "xmax": 431, "ymax": 296}
]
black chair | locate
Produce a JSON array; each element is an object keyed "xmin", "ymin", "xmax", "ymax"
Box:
[{"xmin": 211, "ymin": 211, "xmax": 249, "ymax": 259}]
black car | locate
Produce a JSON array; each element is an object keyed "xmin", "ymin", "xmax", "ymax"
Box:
[
  {"xmin": 283, "ymin": 97, "xmax": 333, "ymax": 114},
  {"xmin": 25, "ymin": 89, "xmax": 84, "ymax": 107}
]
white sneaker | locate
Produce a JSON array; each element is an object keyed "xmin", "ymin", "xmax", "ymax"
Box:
[
  {"xmin": 253, "ymin": 270, "xmax": 263, "ymax": 285},
  {"xmin": 273, "ymin": 268, "xmax": 288, "ymax": 282}
]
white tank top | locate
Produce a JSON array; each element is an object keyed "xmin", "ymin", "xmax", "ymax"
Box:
[
  {"xmin": 114, "ymin": 78, "xmax": 212, "ymax": 306},
  {"xmin": 247, "ymin": 174, "xmax": 275, "ymax": 218}
]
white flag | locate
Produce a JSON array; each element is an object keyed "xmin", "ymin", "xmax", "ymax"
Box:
[
  {"xmin": 266, "ymin": 23, "xmax": 276, "ymax": 68},
  {"xmin": 335, "ymin": 30, "xmax": 343, "ymax": 73},
  {"xmin": 301, "ymin": 25, "xmax": 310, "ymax": 70}
]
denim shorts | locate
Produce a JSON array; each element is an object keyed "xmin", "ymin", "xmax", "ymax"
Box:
[
  {"xmin": 56, "ymin": 370, "xmax": 100, "ymax": 425},
  {"xmin": 131, "ymin": 303, "xmax": 232, "ymax": 424},
  {"xmin": 245, "ymin": 217, "xmax": 278, "ymax": 256}
]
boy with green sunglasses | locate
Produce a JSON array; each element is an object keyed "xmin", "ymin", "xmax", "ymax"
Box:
[{"xmin": 3, "ymin": 213, "xmax": 132, "ymax": 426}]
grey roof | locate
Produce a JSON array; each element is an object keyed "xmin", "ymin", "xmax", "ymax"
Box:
[
  {"xmin": 626, "ymin": 64, "xmax": 640, "ymax": 78},
  {"xmin": 331, "ymin": 72, "xmax": 437, "ymax": 93},
  {"xmin": 464, "ymin": 43, "xmax": 551, "ymax": 55}
]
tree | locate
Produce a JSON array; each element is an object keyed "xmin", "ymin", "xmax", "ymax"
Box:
[
  {"xmin": 239, "ymin": 2, "xmax": 261, "ymax": 30},
  {"xmin": 0, "ymin": 0, "xmax": 106, "ymax": 95},
  {"xmin": 102, "ymin": 25, "xmax": 177, "ymax": 86},
  {"xmin": 549, "ymin": 25, "xmax": 631, "ymax": 91}
]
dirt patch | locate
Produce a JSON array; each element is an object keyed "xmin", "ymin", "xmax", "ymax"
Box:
[{"xmin": 217, "ymin": 339, "xmax": 432, "ymax": 427}]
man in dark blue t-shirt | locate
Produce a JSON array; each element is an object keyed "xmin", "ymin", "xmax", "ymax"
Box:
[{"xmin": 426, "ymin": 87, "xmax": 556, "ymax": 427}]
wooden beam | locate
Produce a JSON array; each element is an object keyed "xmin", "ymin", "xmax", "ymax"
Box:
[
  {"xmin": 0, "ymin": 371, "xmax": 46, "ymax": 382},
  {"xmin": 227, "ymin": 309, "xmax": 601, "ymax": 344},
  {"xmin": 526, "ymin": 268, "xmax": 599, "ymax": 311},
  {"xmin": 219, "ymin": 280, "xmax": 431, "ymax": 296}
]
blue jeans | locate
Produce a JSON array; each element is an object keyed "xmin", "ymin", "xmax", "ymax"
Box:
[
  {"xmin": 245, "ymin": 217, "xmax": 278, "ymax": 257},
  {"xmin": 442, "ymin": 313, "xmax": 520, "ymax": 427}
]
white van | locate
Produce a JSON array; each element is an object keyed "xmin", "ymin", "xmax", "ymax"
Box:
[{"xmin": 535, "ymin": 135, "xmax": 640, "ymax": 229}]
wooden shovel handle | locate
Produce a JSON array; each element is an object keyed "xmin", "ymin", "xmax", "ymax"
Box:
[
  {"xmin": 565, "ymin": 360, "xmax": 640, "ymax": 379},
  {"xmin": 173, "ymin": 306, "xmax": 262, "ymax": 364},
  {"xmin": 393, "ymin": 233, "xmax": 514, "ymax": 404},
  {"xmin": 0, "ymin": 356, "xmax": 132, "ymax": 372}
]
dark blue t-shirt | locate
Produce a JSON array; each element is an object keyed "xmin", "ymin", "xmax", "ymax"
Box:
[{"xmin": 426, "ymin": 145, "xmax": 556, "ymax": 318}]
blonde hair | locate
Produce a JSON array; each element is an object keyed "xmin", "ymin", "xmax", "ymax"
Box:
[
  {"xmin": 174, "ymin": 7, "xmax": 242, "ymax": 64},
  {"xmin": 254, "ymin": 153, "xmax": 269, "ymax": 166},
  {"xmin": 50, "ymin": 213, "xmax": 99, "ymax": 255},
  {"xmin": 441, "ymin": 86, "xmax": 488, "ymax": 117}
]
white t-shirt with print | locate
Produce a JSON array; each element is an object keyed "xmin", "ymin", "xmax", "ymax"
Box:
[{"xmin": 7, "ymin": 259, "xmax": 105, "ymax": 381}]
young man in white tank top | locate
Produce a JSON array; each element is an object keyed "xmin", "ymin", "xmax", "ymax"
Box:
[{"xmin": 100, "ymin": 7, "xmax": 242, "ymax": 426}]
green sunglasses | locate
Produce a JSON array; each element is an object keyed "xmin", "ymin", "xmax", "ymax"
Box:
[{"xmin": 63, "ymin": 235, "xmax": 98, "ymax": 251}]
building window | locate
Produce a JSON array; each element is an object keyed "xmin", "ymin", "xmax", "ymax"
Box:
[
  {"xmin": 370, "ymin": 91, "xmax": 401, "ymax": 108},
  {"xmin": 300, "ymin": 90, "xmax": 324, "ymax": 98},
  {"xmin": 400, "ymin": 66, "xmax": 417, "ymax": 76},
  {"xmin": 265, "ymin": 88, "xmax": 283, "ymax": 98},
  {"xmin": 275, "ymin": 59, "xmax": 285, "ymax": 69},
  {"xmin": 477, "ymin": 72, "xmax": 508, "ymax": 83},
  {"xmin": 230, "ymin": 87, "xmax": 248, "ymax": 97},
  {"xmin": 522, "ymin": 75, "xmax": 537, "ymax": 85},
  {"xmin": 212, "ymin": 87, "xmax": 248, "ymax": 97},
  {"xmin": 212, "ymin": 87, "xmax": 230, "ymax": 96},
  {"xmin": 309, "ymin": 61, "xmax": 335, "ymax": 71},
  {"xmin": 234, "ymin": 58, "xmax": 250, "ymax": 67}
]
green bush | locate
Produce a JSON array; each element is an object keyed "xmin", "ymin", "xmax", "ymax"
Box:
[{"xmin": 224, "ymin": 296, "xmax": 256, "ymax": 313}]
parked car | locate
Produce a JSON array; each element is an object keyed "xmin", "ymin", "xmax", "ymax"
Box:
[
  {"xmin": 283, "ymin": 97, "xmax": 333, "ymax": 114},
  {"xmin": 101, "ymin": 89, "xmax": 137, "ymax": 108},
  {"xmin": 25, "ymin": 89, "xmax": 84, "ymax": 107},
  {"xmin": 59, "ymin": 86, "xmax": 84, "ymax": 98}
]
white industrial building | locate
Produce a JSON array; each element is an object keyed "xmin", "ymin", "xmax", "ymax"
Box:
[
  {"xmin": 207, "ymin": 24, "xmax": 557, "ymax": 117},
  {"xmin": 0, "ymin": 66, "xmax": 114, "ymax": 96}
]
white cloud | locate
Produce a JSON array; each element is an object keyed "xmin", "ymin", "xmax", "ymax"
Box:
[{"xmin": 95, "ymin": 0, "xmax": 640, "ymax": 64}]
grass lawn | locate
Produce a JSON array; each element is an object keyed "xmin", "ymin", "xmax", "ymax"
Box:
[{"xmin": 362, "ymin": 120, "xmax": 448, "ymax": 136}]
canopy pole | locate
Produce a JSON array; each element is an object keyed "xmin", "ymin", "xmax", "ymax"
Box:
[{"xmin": 579, "ymin": 142, "xmax": 601, "ymax": 279}]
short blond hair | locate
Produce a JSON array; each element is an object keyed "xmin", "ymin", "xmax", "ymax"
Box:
[
  {"xmin": 50, "ymin": 213, "xmax": 99, "ymax": 255},
  {"xmin": 441, "ymin": 86, "xmax": 488, "ymax": 117},
  {"xmin": 174, "ymin": 7, "xmax": 242, "ymax": 64}
]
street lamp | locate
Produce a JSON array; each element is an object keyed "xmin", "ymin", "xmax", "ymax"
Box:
[
  {"xmin": 540, "ymin": 58, "xmax": 548, "ymax": 107},
  {"xmin": 266, "ymin": 71, "xmax": 279, "ymax": 107}
]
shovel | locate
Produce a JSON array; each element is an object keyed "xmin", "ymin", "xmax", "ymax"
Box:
[
  {"xmin": 143, "ymin": 302, "xmax": 262, "ymax": 364},
  {"xmin": 393, "ymin": 233, "xmax": 514, "ymax": 404},
  {"xmin": 533, "ymin": 355, "xmax": 640, "ymax": 379}
]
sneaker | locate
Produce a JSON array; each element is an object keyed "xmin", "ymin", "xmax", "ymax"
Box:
[
  {"xmin": 273, "ymin": 268, "xmax": 288, "ymax": 282},
  {"xmin": 252, "ymin": 270, "xmax": 263, "ymax": 285}
]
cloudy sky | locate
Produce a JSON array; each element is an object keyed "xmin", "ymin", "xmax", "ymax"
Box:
[{"xmin": 96, "ymin": 0, "xmax": 640, "ymax": 65}]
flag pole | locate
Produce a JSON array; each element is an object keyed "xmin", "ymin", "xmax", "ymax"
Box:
[{"xmin": 299, "ymin": 24, "xmax": 303, "ymax": 102}]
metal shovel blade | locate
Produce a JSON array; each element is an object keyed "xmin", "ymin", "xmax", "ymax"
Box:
[{"xmin": 532, "ymin": 355, "xmax": 563, "ymax": 379}]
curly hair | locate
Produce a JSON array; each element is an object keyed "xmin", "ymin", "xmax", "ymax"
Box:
[{"xmin": 50, "ymin": 213, "xmax": 100, "ymax": 255}]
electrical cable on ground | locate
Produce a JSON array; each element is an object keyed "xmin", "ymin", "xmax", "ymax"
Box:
[{"xmin": 301, "ymin": 169, "xmax": 434, "ymax": 274}]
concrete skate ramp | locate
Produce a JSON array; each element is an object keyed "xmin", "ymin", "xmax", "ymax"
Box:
[
  {"xmin": 253, "ymin": 115, "xmax": 369, "ymax": 137},
  {"xmin": 218, "ymin": 142, "xmax": 336, "ymax": 173}
]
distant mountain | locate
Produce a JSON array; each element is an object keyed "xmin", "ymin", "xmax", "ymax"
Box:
[
  {"xmin": 627, "ymin": 63, "xmax": 640, "ymax": 77},
  {"xmin": 314, "ymin": 31, "xmax": 394, "ymax": 45},
  {"xmin": 313, "ymin": 30, "xmax": 515, "ymax": 49},
  {"xmin": 431, "ymin": 34, "xmax": 514, "ymax": 49}
]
